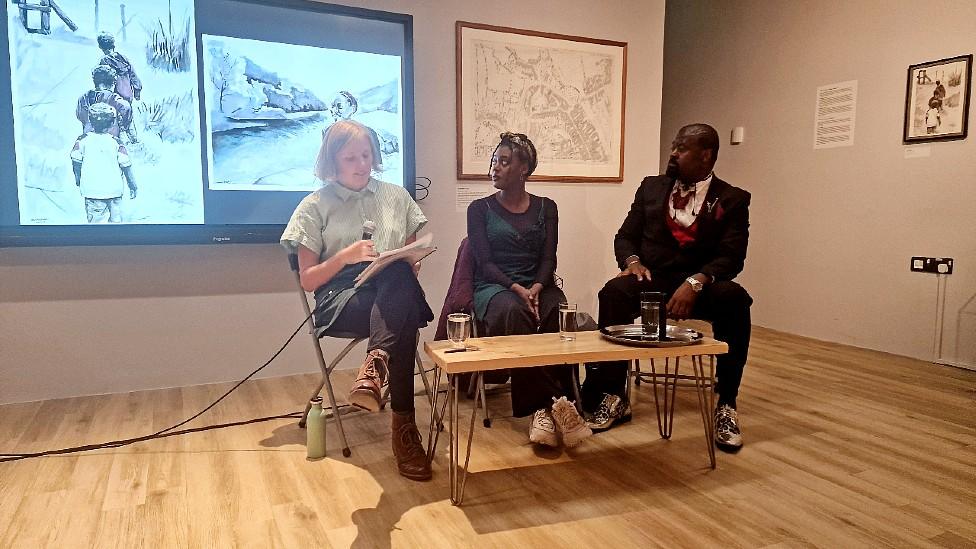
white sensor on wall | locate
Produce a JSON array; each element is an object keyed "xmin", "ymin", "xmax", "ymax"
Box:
[{"xmin": 731, "ymin": 126, "xmax": 745, "ymax": 144}]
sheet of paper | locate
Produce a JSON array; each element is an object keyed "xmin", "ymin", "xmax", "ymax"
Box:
[
  {"xmin": 354, "ymin": 233, "xmax": 435, "ymax": 287},
  {"xmin": 456, "ymin": 184, "xmax": 495, "ymax": 212},
  {"xmin": 814, "ymin": 80, "xmax": 857, "ymax": 149},
  {"xmin": 904, "ymin": 146, "xmax": 931, "ymax": 159}
]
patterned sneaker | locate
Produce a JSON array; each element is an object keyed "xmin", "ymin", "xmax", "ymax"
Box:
[
  {"xmin": 714, "ymin": 403, "xmax": 743, "ymax": 451},
  {"xmin": 585, "ymin": 393, "xmax": 632, "ymax": 432},
  {"xmin": 528, "ymin": 409, "xmax": 559, "ymax": 447},
  {"xmin": 348, "ymin": 350, "xmax": 388, "ymax": 412},
  {"xmin": 550, "ymin": 396, "xmax": 592, "ymax": 448}
]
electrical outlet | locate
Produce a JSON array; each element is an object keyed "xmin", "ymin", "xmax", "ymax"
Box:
[{"xmin": 910, "ymin": 256, "xmax": 953, "ymax": 274}]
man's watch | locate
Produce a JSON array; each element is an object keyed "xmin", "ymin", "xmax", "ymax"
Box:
[{"xmin": 685, "ymin": 276, "xmax": 704, "ymax": 292}]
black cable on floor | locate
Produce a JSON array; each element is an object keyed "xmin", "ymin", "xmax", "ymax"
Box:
[{"xmin": 1, "ymin": 312, "xmax": 313, "ymax": 463}]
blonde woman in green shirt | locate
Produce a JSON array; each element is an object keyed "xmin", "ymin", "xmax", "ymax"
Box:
[{"xmin": 281, "ymin": 120, "xmax": 433, "ymax": 481}]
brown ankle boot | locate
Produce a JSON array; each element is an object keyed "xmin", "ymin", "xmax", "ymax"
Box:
[
  {"xmin": 391, "ymin": 410, "xmax": 431, "ymax": 481},
  {"xmin": 349, "ymin": 350, "xmax": 387, "ymax": 412}
]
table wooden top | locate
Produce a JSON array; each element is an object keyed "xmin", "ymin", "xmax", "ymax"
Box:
[{"xmin": 424, "ymin": 330, "xmax": 728, "ymax": 374}]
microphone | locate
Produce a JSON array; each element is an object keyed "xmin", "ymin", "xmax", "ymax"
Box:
[{"xmin": 361, "ymin": 220, "xmax": 376, "ymax": 241}]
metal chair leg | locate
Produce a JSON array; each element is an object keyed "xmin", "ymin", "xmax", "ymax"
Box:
[
  {"xmin": 626, "ymin": 359, "xmax": 635, "ymax": 405},
  {"xmin": 324, "ymin": 339, "xmax": 363, "ymax": 458},
  {"xmin": 479, "ymin": 374, "xmax": 491, "ymax": 427},
  {"xmin": 416, "ymin": 354, "xmax": 434, "ymax": 406},
  {"xmin": 572, "ymin": 363, "xmax": 583, "ymax": 414},
  {"xmin": 300, "ymin": 334, "xmax": 360, "ymax": 426},
  {"xmin": 299, "ymin": 380, "xmax": 325, "ymax": 428}
]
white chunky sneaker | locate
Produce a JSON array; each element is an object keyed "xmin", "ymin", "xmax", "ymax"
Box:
[
  {"xmin": 528, "ymin": 408, "xmax": 559, "ymax": 447},
  {"xmin": 551, "ymin": 396, "xmax": 592, "ymax": 448}
]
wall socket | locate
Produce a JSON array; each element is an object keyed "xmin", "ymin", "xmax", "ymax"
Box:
[{"xmin": 910, "ymin": 256, "xmax": 953, "ymax": 274}]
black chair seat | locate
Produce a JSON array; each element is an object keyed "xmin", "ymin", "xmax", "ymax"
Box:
[{"xmin": 314, "ymin": 326, "xmax": 365, "ymax": 340}]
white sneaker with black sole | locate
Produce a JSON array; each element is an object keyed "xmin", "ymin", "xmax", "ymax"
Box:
[
  {"xmin": 551, "ymin": 396, "xmax": 592, "ymax": 447},
  {"xmin": 528, "ymin": 408, "xmax": 559, "ymax": 447}
]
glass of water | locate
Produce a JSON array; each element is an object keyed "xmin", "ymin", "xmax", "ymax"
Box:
[
  {"xmin": 641, "ymin": 292, "xmax": 664, "ymax": 339},
  {"xmin": 559, "ymin": 302, "xmax": 578, "ymax": 341},
  {"xmin": 447, "ymin": 313, "xmax": 471, "ymax": 350}
]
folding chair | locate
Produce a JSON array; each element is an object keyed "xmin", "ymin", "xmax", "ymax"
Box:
[{"xmin": 288, "ymin": 253, "xmax": 434, "ymax": 457}]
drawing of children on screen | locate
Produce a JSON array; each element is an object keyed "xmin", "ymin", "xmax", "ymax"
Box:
[
  {"xmin": 76, "ymin": 65, "xmax": 132, "ymax": 139},
  {"xmin": 70, "ymin": 104, "xmax": 138, "ymax": 223},
  {"xmin": 96, "ymin": 32, "xmax": 142, "ymax": 143},
  {"xmin": 6, "ymin": 0, "xmax": 204, "ymax": 226}
]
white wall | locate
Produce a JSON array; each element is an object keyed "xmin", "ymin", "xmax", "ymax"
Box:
[
  {"xmin": 0, "ymin": 0, "xmax": 666, "ymax": 404},
  {"xmin": 660, "ymin": 0, "xmax": 976, "ymax": 365}
]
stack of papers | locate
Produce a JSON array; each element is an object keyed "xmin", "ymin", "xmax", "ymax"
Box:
[{"xmin": 354, "ymin": 233, "xmax": 436, "ymax": 287}]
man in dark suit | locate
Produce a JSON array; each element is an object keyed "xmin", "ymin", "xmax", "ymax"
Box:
[{"xmin": 582, "ymin": 123, "xmax": 752, "ymax": 451}]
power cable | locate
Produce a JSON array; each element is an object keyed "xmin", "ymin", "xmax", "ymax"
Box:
[
  {"xmin": 1, "ymin": 311, "xmax": 314, "ymax": 462},
  {"xmin": 415, "ymin": 176, "xmax": 430, "ymax": 201}
]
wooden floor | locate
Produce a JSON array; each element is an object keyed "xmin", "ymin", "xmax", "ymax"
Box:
[{"xmin": 1, "ymin": 326, "xmax": 974, "ymax": 548}]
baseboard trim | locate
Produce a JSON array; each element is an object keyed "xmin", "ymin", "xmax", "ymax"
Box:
[{"xmin": 935, "ymin": 359, "xmax": 976, "ymax": 371}]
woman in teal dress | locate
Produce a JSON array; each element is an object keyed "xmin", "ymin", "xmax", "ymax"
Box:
[{"xmin": 466, "ymin": 132, "xmax": 592, "ymax": 448}]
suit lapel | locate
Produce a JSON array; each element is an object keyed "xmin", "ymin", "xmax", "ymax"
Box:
[
  {"xmin": 693, "ymin": 176, "xmax": 727, "ymax": 241},
  {"xmin": 653, "ymin": 177, "xmax": 679, "ymax": 244}
]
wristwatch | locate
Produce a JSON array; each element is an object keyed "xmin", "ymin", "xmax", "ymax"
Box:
[{"xmin": 685, "ymin": 276, "xmax": 704, "ymax": 292}]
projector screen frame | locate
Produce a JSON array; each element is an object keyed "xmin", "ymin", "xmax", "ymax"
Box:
[{"xmin": 0, "ymin": 0, "xmax": 416, "ymax": 247}]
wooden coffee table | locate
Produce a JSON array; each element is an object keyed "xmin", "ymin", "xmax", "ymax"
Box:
[{"xmin": 424, "ymin": 330, "xmax": 728, "ymax": 505}]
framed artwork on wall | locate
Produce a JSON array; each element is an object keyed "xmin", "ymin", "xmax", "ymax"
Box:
[
  {"xmin": 903, "ymin": 54, "xmax": 972, "ymax": 143},
  {"xmin": 456, "ymin": 21, "xmax": 627, "ymax": 182}
]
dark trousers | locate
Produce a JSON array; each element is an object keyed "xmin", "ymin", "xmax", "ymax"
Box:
[
  {"xmin": 482, "ymin": 285, "xmax": 576, "ymax": 417},
  {"xmin": 581, "ymin": 273, "xmax": 752, "ymax": 411},
  {"xmin": 329, "ymin": 261, "xmax": 433, "ymax": 413}
]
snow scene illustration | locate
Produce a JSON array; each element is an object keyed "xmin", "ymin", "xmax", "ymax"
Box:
[
  {"xmin": 202, "ymin": 34, "xmax": 404, "ymax": 192},
  {"xmin": 6, "ymin": 0, "xmax": 205, "ymax": 225}
]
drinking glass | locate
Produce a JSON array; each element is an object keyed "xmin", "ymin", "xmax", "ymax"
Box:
[
  {"xmin": 641, "ymin": 292, "xmax": 664, "ymax": 339},
  {"xmin": 559, "ymin": 303, "xmax": 578, "ymax": 341},
  {"xmin": 447, "ymin": 313, "xmax": 471, "ymax": 350}
]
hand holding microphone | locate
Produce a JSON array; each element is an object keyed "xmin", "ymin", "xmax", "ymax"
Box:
[
  {"xmin": 361, "ymin": 220, "xmax": 376, "ymax": 241},
  {"xmin": 342, "ymin": 220, "xmax": 379, "ymax": 264}
]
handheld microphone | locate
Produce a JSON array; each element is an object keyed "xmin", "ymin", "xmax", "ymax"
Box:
[{"xmin": 361, "ymin": 220, "xmax": 376, "ymax": 241}]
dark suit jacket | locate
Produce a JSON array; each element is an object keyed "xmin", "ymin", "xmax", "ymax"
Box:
[{"xmin": 613, "ymin": 174, "xmax": 750, "ymax": 282}]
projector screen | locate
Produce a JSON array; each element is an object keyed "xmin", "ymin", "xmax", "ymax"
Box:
[{"xmin": 0, "ymin": 0, "xmax": 415, "ymax": 246}]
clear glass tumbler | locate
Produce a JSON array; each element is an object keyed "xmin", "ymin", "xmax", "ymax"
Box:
[
  {"xmin": 559, "ymin": 303, "xmax": 578, "ymax": 341},
  {"xmin": 447, "ymin": 313, "xmax": 471, "ymax": 350}
]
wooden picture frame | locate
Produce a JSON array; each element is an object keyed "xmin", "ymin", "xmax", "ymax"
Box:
[
  {"xmin": 456, "ymin": 21, "xmax": 627, "ymax": 182},
  {"xmin": 903, "ymin": 54, "xmax": 972, "ymax": 143}
]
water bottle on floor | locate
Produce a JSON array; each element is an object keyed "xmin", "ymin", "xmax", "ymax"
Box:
[{"xmin": 306, "ymin": 397, "xmax": 327, "ymax": 460}]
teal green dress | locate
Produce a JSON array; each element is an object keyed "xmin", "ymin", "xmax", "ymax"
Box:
[{"xmin": 472, "ymin": 200, "xmax": 547, "ymax": 320}]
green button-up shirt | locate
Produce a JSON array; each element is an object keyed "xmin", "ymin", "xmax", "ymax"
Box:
[{"xmin": 281, "ymin": 177, "xmax": 427, "ymax": 330}]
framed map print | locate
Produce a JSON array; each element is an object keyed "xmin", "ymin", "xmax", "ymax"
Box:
[{"xmin": 456, "ymin": 22, "xmax": 627, "ymax": 182}]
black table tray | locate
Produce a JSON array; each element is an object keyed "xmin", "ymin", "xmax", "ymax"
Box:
[{"xmin": 600, "ymin": 324, "xmax": 703, "ymax": 347}]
